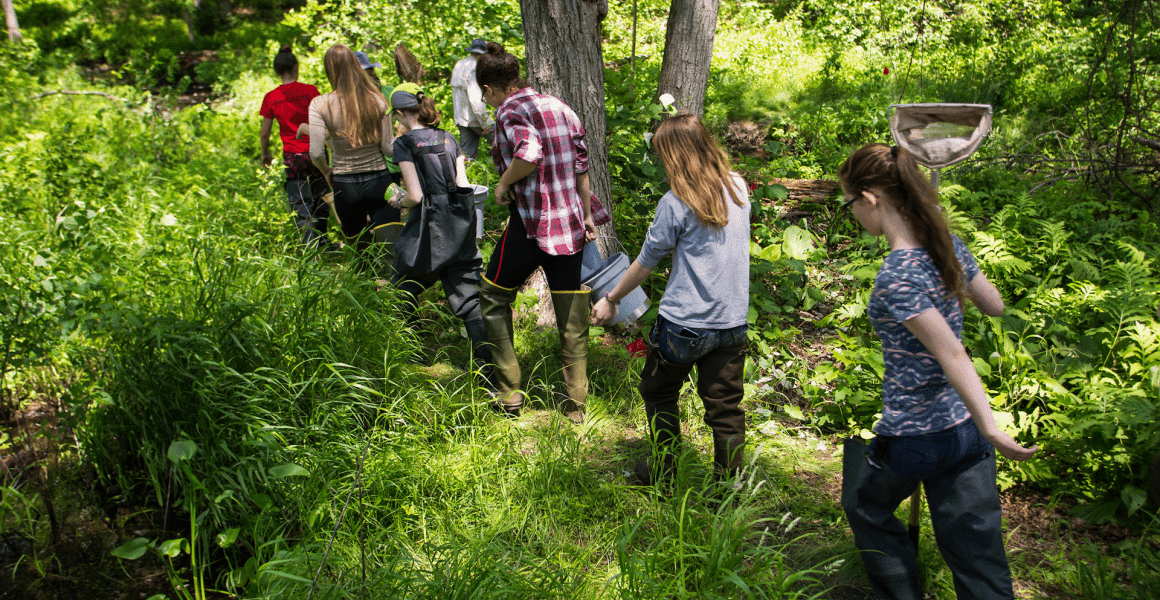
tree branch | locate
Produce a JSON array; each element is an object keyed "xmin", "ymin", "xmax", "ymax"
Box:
[{"xmin": 32, "ymin": 89, "xmax": 132, "ymax": 103}]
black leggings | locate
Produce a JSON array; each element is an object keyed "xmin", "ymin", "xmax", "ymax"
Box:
[{"xmin": 485, "ymin": 208, "xmax": 583, "ymax": 291}]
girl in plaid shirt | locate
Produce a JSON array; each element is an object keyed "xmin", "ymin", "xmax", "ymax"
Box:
[{"xmin": 475, "ymin": 42, "xmax": 611, "ymax": 422}]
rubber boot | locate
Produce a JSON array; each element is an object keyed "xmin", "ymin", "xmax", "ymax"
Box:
[
  {"xmin": 551, "ymin": 287, "xmax": 590, "ymax": 424},
  {"xmin": 479, "ymin": 278, "xmax": 521, "ymax": 416},
  {"xmin": 463, "ymin": 317, "xmax": 492, "ymax": 385}
]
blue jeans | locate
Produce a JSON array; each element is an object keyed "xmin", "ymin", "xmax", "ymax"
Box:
[
  {"xmin": 650, "ymin": 315, "xmax": 748, "ymax": 365},
  {"xmin": 877, "ymin": 418, "xmax": 993, "ymax": 481}
]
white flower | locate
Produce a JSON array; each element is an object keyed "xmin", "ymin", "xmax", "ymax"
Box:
[
  {"xmin": 160, "ymin": 214, "xmax": 178, "ymax": 226},
  {"xmin": 659, "ymin": 93, "xmax": 676, "ymax": 107},
  {"xmin": 643, "ymin": 132, "xmax": 654, "ymax": 147},
  {"xmin": 815, "ymin": 441, "xmax": 827, "ymax": 452},
  {"xmin": 33, "ymin": 255, "xmax": 47, "ymax": 267}
]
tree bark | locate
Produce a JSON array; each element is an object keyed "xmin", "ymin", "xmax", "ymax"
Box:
[
  {"xmin": 4, "ymin": 0, "xmax": 22, "ymax": 43},
  {"xmin": 519, "ymin": 0, "xmax": 620, "ymax": 258},
  {"xmin": 655, "ymin": 0, "xmax": 720, "ymax": 117}
]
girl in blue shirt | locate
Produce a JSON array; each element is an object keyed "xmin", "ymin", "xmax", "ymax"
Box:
[{"xmin": 839, "ymin": 143, "xmax": 1037, "ymax": 600}]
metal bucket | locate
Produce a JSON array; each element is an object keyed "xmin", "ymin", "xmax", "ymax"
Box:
[
  {"xmin": 468, "ymin": 184, "xmax": 489, "ymax": 239},
  {"xmin": 581, "ymin": 238, "xmax": 649, "ymax": 328}
]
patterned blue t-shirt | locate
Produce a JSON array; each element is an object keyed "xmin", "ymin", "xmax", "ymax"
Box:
[{"xmin": 869, "ymin": 235, "xmax": 982, "ymax": 436}]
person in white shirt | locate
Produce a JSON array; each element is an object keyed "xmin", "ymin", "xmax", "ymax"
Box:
[{"xmin": 450, "ymin": 39, "xmax": 495, "ymax": 159}]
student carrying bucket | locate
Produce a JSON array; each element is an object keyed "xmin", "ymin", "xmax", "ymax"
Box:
[{"xmin": 592, "ymin": 113, "xmax": 751, "ymax": 487}]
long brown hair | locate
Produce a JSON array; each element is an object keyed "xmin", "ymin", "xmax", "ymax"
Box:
[
  {"xmin": 840, "ymin": 143, "xmax": 967, "ymax": 303},
  {"xmin": 653, "ymin": 113, "xmax": 745, "ymax": 227},
  {"xmin": 323, "ymin": 44, "xmax": 386, "ymax": 148}
]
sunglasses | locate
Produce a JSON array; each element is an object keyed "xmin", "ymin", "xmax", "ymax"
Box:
[{"xmin": 841, "ymin": 193, "xmax": 860, "ymax": 210}]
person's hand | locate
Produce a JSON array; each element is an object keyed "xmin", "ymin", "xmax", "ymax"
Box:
[
  {"xmin": 261, "ymin": 151, "xmax": 273, "ymax": 168},
  {"xmin": 584, "ymin": 215, "xmax": 597, "ymax": 242},
  {"xmin": 591, "ymin": 297, "xmax": 618, "ymax": 326},
  {"xmin": 986, "ymin": 430, "xmax": 1039, "ymax": 462},
  {"xmin": 494, "ymin": 182, "xmax": 511, "ymax": 206},
  {"xmin": 296, "ymin": 123, "xmax": 309, "ymax": 139}
]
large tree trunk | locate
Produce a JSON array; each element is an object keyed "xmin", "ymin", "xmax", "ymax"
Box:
[
  {"xmin": 3, "ymin": 0, "xmax": 21, "ymax": 43},
  {"xmin": 519, "ymin": 0, "xmax": 620, "ymax": 259},
  {"xmin": 655, "ymin": 0, "xmax": 719, "ymax": 117}
]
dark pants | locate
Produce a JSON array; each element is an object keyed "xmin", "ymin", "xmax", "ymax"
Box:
[
  {"xmin": 285, "ymin": 175, "xmax": 331, "ymax": 248},
  {"xmin": 638, "ymin": 316, "xmax": 748, "ymax": 475},
  {"xmin": 841, "ymin": 420, "xmax": 1014, "ymax": 600},
  {"xmin": 484, "ymin": 210, "xmax": 583, "ymax": 291},
  {"xmin": 457, "ymin": 125, "xmax": 483, "ymax": 160},
  {"xmin": 331, "ymin": 170, "xmax": 400, "ymax": 239},
  {"xmin": 392, "ymin": 257, "xmax": 484, "ymax": 323}
]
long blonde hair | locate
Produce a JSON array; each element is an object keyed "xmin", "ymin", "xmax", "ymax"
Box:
[
  {"xmin": 653, "ymin": 113, "xmax": 745, "ymax": 227},
  {"xmin": 323, "ymin": 44, "xmax": 385, "ymax": 148}
]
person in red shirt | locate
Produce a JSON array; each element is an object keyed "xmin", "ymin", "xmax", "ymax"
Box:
[
  {"xmin": 259, "ymin": 45, "xmax": 334, "ymax": 250},
  {"xmin": 475, "ymin": 42, "xmax": 611, "ymax": 423}
]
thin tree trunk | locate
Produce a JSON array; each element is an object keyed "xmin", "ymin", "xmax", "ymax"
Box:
[
  {"xmin": 519, "ymin": 0, "xmax": 620, "ymax": 258},
  {"xmin": 4, "ymin": 0, "xmax": 22, "ymax": 43},
  {"xmin": 655, "ymin": 0, "xmax": 720, "ymax": 117}
]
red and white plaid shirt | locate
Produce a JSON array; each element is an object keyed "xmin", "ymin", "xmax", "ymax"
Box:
[{"xmin": 490, "ymin": 88, "xmax": 612, "ymax": 256}]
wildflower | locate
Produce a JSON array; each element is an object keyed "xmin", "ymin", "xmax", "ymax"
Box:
[{"xmin": 884, "ymin": 67, "xmax": 891, "ymax": 75}]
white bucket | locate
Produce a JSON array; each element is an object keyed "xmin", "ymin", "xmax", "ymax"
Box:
[
  {"xmin": 468, "ymin": 184, "xmax": 488, "ymax": 238},
  {"xmin": 582, "ymin": 238, "xmax": 649, "ymax": 328}
]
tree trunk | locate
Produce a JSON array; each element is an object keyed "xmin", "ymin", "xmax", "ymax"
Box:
[
  {"xmin": 655, "ymin": 0, "xmax": 719, "ymax": 117},
  {"xmin": 519, "ymin": 0, "xmax": 620, "ymax": 258},
  {"xmin": 3, "ymin": 0, "xmax": 21, "ymax": 43}
]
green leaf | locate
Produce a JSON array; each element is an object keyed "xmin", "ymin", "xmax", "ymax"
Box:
[
  {"xmin": 782, "ymin": 226, "xmax": 816, "ymax": 260},
  {"xmin": 268, "ymin": 464, "xmax": 310, "ymax": 479},
  {"xmin": 251, "ymin": 493, "xmax": 274, "ymax": 510},
  {"xmin": 158, "ymin": 538, "xmax": 185, "ymax": 558},
  {"xmin": 111, "ymin": 537, "xmax": 150, "ymax": 560},
  {"xmin": 1122, "ymin": 485, "xmax": 1146, "ymax": 515},
  {"xmin": 217, "ymin": 528, "xmax": 241, "ymax": 548},
  {"xmin": 972, "ymin": 357, "xmax": 992, "ymax": 377},
  {"xmin": 783, "ymin": 404, "xmax": 805, "ymax": 420},
  {"xmin": 167, "ymin": 440, "xmax": 197, "ymax": 462}
]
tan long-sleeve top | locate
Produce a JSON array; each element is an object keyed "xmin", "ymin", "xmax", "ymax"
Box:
[{"xmin": 308, "ymin": 93, "xmax": 393, "ymax": 175}]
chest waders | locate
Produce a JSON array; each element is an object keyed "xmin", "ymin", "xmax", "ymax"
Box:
[{"xmin": 393, "ymin": 131, "xmax": 491, "ymax": 378}]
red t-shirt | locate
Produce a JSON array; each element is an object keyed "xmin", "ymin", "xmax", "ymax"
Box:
[{"xmin": 259, "ymin": 82, "xmax": 320, "ymax": 155}]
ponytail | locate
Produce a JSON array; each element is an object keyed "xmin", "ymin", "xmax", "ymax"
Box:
[
  {"xmin": 273, "ymin": 44, "xmax": 298, "ymax": 75},
  {"xmin": 840, "ymin": 143, "xmax": 967, "ymax": 304}
]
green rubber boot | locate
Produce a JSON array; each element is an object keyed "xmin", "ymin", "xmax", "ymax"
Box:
[
  {"xmin": 551, "ymin": 286, "xmax": 590, "ymax": 423},
  {"xmin": 479, "ymin": 278, "xmax": 522, "ymax": 416}
]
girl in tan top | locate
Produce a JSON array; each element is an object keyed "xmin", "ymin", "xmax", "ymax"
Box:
[{"xmin": 308, "ymin": 44, "xmax": 400, "ymax": 268}]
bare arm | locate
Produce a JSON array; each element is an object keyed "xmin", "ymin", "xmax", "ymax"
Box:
[
  {"xmin": 259, "ymin": 118, "xmax": 274, "ymax": 167},
  {"xmin": 576, "ymin": 171, "xmax": 597, "ymax": 241},
  {"xmin": 902, "ymin": 308, "xmax": 1039, "ymax": 461},
  {"xmin": 394, "ymin": 161, "xmax": 423, "ymax": 208},
  {"xmin": 455, "ymin": 155, "xmax": 470, "ymax": 187},
  {"xmin": 592, "ymin": 260, "xmax": 654, "ymax": 326},
  {"xmin": 494, "ymin": 158, "xmax": 536, "ymax": 206},
  {"xmin": 968, "ymin": 273, "xmax": 1004, "ymax": 317}
]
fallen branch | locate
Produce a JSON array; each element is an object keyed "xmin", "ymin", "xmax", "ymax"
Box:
[{"xmin": 31, "ymin": 89, "xmax": 131, "ymax": 103}]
